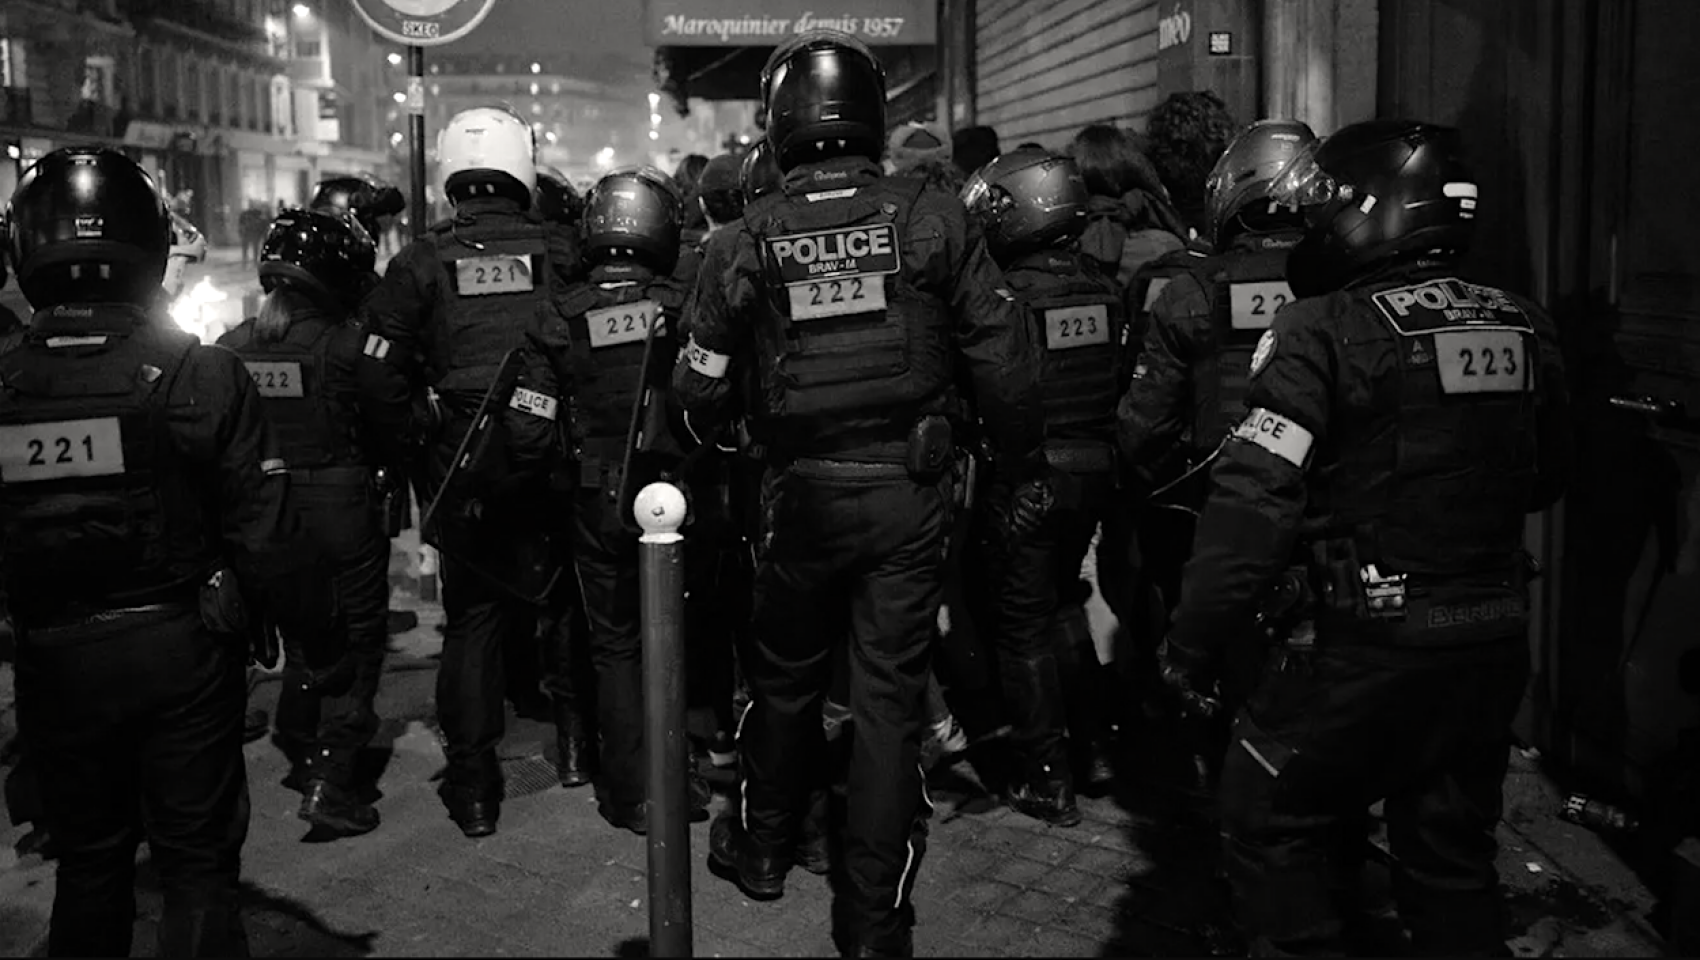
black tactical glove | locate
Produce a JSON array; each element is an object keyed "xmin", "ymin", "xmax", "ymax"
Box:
[{"xmin": 1157, "ymin": 635, "xmax": 1222, "ymax": 720}]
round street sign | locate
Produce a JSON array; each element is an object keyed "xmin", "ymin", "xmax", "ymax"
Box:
[{"xmin": 349, "ymin": 0, "xmax": 500, "ymax": 47}]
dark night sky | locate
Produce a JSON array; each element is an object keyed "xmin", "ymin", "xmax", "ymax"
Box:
[{"xmin": 453, "ymin": 0, "xmax": 650, "ymax": 77}]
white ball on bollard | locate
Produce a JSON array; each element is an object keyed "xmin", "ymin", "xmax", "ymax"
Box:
[{"xmin": 634, "ymin": 481, "xmax": 687, "ymax": 541}]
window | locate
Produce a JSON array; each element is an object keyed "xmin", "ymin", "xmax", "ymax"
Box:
[
  {"xmin": 0, "ymin": 37, "xmax": 14, "ymax": 88},
  {"xmin": 295, "ymin": 39, "xmax": 321, "ymax": 59},
  {"xmin": 82, "ymin": 57, "xmax": 116, "ymax": 106},
  {"xmin": 185, "ymin": 57, "xmax": 201, "ymax": 121}
]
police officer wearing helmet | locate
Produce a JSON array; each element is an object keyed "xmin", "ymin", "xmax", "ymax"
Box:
[
  {"xmin": 310, "ymin": 174, "xmax": 406, "ymax": 244},
  {"xmin": 961, "ymin": 147, "xmax": 1123, "ymax": 823},
  {"xmin": 672, "ymin": 30, "xmax": 1050, "ymax": 958},
  {"xmin": 361, "ymin": 105, "xmax": 579, "ymax": 838},
  {"xmin": 558, "ymin": 165, "xmax": 711, "ymax": 829},
  {"xmin": 740, "ymin": 137, "xmax": 784, "ymax": 206},
  {"xmin": 1156, "ymin": 120, "xmax": 1571, "ymax": 956},
  {"xmin": 535, "ymin": 164, "xmax": 584, "ymax": 229},
  {"xmin": 1, "ymin": 147, "xmax": 316, "ymax": 956},
  {"xmin": 217, "ymin": 208, "xmax": 413, "ymax": 839},
  {"xmin": 1118, "ymin": 120, "xmax": 1318, "ymax": 727}
]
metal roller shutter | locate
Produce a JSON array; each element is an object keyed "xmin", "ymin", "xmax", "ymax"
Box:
[{"xmin": 974, "ymin": 0, "xmax": 1161, "ymax": 148}]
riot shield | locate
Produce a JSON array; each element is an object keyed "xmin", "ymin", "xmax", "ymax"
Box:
[{"xmin": 420, "ymin": 348, "xmax": 567, "ymax": 604}]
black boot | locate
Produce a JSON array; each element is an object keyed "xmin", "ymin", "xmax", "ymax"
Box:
[
  {"xmin": 708, "ymin": 813, "xmax": 789, "ymax": 900},
  {"xmin": 796, "ymin": 787, "xmax": 832, "ymax": 876},
  {"xmin": 439, "ymin": 782, "xmax": 499, "ymax": 838},
  {"xmin": 1006, "ymin": 772, "xmax": 1082, "ymax": 827},
  {"xmin": 300, "ymin": 779, "xmax": 379, "ymax": 837},
  {"xmin": 552, "ymin": 701, "xmax": 594, "ymax": 789}
]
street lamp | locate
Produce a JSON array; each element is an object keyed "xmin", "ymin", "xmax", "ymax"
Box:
[
  {"xmin": 292, "ymin": 3, "xmax": 310, "ymax": 18},
  {"xmin": 649, "ymin": 130, "xmax": 659, "ymax": 140},
  {"xmin": 650, "ymin": 113, "xmax": 663, "ymax": 125},
  {"xmin": 387, "ymin": 52, "xmax": 402, "ymax": 66},
  {"xmin": 647, "ymin": 92, "xmax": 661, "ymax": 109},
  {"xmin": 392, "ymin": 91, "xmax": 406, "ymax": 104}
]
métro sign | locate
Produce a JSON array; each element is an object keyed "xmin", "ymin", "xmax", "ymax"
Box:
[{"xmin": 350, "ymin": 0, "xmax": 500, "ymax": 47}]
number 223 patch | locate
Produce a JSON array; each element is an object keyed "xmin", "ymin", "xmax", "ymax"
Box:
[
  {"xmin": 1433, "ymin": 329, "xmax": 1529, "ymax": 394},
  {"xmin": 0, "ymin": 417, "xmax": 126, "ymax": 483}
]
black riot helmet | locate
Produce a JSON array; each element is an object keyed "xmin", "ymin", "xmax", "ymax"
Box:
[
  {"xmin": 1270, "ymin": 119, "xmax": 1478, "ymax": 297},
  {"xmin": 535, "ymin": 164, "xmax": 583, "ymax": 227},
  {"xmin": 960, "ymin": 147, "xmax": 1091, "ymax": 266},
  {"xmin": 740, "ymin": 138, "xmax": 784, "ymax": 204},
  {"xmin": 582, "ymin": 166, "xmax": 683, "ymax": 273},
  {"xmin": 5, "ymin": 147, "xmax": 171, "ymax": 307},
  {"xmin": 309, "ymin": 174, "xmax": 405, "ymax": 239},
  {"xmin": 257, "ymin": 207, "xmax": 378, "ymax": 311},
  {"xmin": 761, "ymin": 30, "xmax": 887, "ymax": 172},
  {"xmin": 1205, "ymin": 119, "xmax": 1317, "ymax": 249}
]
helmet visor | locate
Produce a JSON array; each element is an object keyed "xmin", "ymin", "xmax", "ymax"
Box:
[{"xmin": 1268, "ymin": 142, "xmax": 1346, "ymax": 209}]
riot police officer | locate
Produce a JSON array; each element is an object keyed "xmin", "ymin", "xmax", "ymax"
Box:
[
  {"xmin": 1120, "ymin": 120, "xmax": 1318, "ymax": 736},
  {"xmin": 217, "ymin": 208, "xmax": 413, "ymax": 838},
  {"xmin": 672, "ymin": 30, "xmax": 1051, "ymax": 958},
  {"xmin": 310, "ymin": 174, "xmax": 406, "ymax": 247},
  {"xmin": 961, "ymin": 148, "xmax": 1124, "ymax": 823},
  {"xmin": 740, "ymin": 137, "xmax": 784, "ymax": 205},
  {"xmin": 559, "ymin": 166, "xmax": 711, "ymax": 831},
  {"xmin": 535, "ymin": 164, "xmax": 584, "ymax": 229},
  {"xmin": 361, "ymin": 105, "xmax": 579, "ymax": 837},
  {"xmin": 1157, "ymin": 120, "xmax": 1571, "ymax": 956},
  {"xmin": 2, "ymin": 146, "xmax": 313, "ymax": 957}
]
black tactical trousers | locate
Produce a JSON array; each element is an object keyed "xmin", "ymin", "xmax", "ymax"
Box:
[
  {"xmin": 274, "ymin": 480, "xmax": 389, "ymax": 787},
  {"xmin": 438, "ymin": 554, "xmax": 535, "ymax": 794},
  {"xmin": 570, "ymin": 485, "xmax": 646, "ymax": 808},
  {"xmin": 15, "ymin": 606, "xmax": 250, "ymax": 958},
  {"xmin": 976, "ymin": 472, "xmax": 1116, "ymax": 782},
  {"xmin": 682, "ymin": 452, "xmax": 759, "ymax": 743},
  {"xmin": 741, "ymin": 465, "xmax": 944, "ymax": 953},
  {"xmin": 1219, "ymin": 635, "xmax": 1529, "ymax": 957}
]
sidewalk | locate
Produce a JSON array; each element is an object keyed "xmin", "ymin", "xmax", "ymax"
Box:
[{"xmin": 0, "ymin": 535, "xmax": 1674, "ymax": 957}]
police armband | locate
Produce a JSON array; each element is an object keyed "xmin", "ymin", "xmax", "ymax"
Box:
[
  {"xmin": 362, "ymin": 333, "xmax": 395, "ymax": 362},
  {"xmin": 1231, "ymin": 407, "xmax": 1314, "ymax": 469},
  {"xmin": 509, "ymin": 386, "xmax": 559, "ymax": 421},
  {"xmin": 684, "ymin": 337, "xmax": 730, "ymax": 379}
]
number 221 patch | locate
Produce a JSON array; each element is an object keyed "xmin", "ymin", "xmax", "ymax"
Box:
[{"xmin": 0, "ymin": 417, "xmax": 126, "ymax": 483}]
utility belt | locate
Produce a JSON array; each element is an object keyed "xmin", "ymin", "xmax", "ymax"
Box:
[
  {"xmin": 1043, "ymin": 438, "xmax": 1117, "ymax": 476},
  {"xmin": 18, "ymin": 577, "xmax": 206, "ymax": 638},
  {"xmin": 287, "ymin": 464, "xmax": 373, "ymax": 487},
  {"xmin": 1270, "ymin": 533, "xmax": 1539, "ymax": 648},
  {"xmin": 575, "ymin": 436, "xmax": 627, "ymax": 493},
  {"xmin": 775, "ymin": 414, "xmax": 956, "ymax": 487}
]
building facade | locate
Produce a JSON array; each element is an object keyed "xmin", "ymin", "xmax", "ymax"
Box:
[{"xmin": 1, "ymin": 0, "xmax": 396, "ymax": 245}]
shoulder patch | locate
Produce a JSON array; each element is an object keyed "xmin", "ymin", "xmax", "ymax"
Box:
[{"xmin": 1249, "ymin": 329, "xmax": 1277, "ymax": 377}]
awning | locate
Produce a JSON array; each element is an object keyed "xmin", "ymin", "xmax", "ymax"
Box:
[{"xmin": 646, "ymin": 0, "xmax": 937, "ymax": 106}]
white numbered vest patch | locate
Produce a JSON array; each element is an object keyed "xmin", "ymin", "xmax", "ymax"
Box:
[
  {"xmin": 243, "ymin": 360, "xmax": 304, "ymax": 398},
  {"xmin": 1433, "ymin": 330, "xmax": 1527, "ymax": 394},
  {"xmin": 0, "ymin": 417, "xmax": 126, "ymax": 483},
  {"xmin": 1229, "ymin": 280, "xmax": 1293, "ymax": 330},
  {"xmin": 765, "ymin": 223, "xmax": 902, "ymax": 321},
  {"xmin": 1044, "ymin": 304, "xmax": 1111, "ymax": 350},
  {"xmin": 584, "ymin": 299, "xmax": 663, "ymax": 349},
  {"xmin": 455, "ymin": 254, "xmax": 535, "ymax": 297}
]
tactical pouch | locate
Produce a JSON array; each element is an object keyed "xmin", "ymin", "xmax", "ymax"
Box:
[
  {"xmin": 1309, "ymin": 537, "xmax": 1369, "ymax": 620},
  {"xmin": 906, "ymin": 414, "xmax": 954, "ymax": 484},
  {"xmin": 198, "ymin": 568, "xmax": 248, "ymax": 638}
]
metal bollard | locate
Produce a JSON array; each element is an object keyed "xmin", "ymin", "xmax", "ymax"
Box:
[{"xmin": 635, "ymin": 482, "xmax": 693, "ymax": 958}]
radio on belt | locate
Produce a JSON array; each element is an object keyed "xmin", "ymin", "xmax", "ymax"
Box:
[{"xmin": 1360, "ymin": 563, "xmax": 1407, "ymax": 620}]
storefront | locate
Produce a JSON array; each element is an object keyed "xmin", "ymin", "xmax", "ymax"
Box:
[
  {"xmin": 968, "ymin": 0, "xmax": 1162, "ymax": 148},
  {"xmin": 646, "ymin": 0, "xmax": 939, "ymax": 123}
]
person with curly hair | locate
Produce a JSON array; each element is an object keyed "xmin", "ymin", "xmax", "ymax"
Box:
[
  {"xmin": 1143, "ymin": 91, "xmax": 1239, "ymax": 241},
  {"xmin": 1068, "ymin": 123, "xmax": 1189, "ymax": 287}
]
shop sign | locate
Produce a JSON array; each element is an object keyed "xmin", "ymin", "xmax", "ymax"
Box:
[
  {"xmin": 644, "ymin": 0, "xmax": 937, "ymax": 46},
  {"xmin": 350, "ymin": 0, "xmax": 499, "ymax": 47}
]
